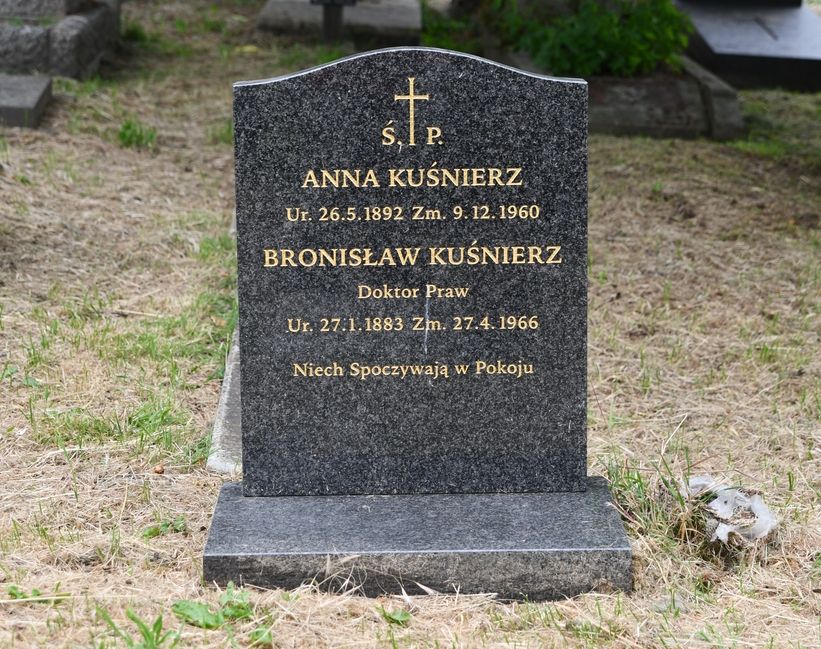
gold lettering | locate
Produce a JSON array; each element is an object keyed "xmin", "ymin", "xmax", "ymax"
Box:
[
  {"xmin": 428, "ymin": 247, "xmax": 446, "ymax": 265},
  {"xmin": 302, "ymin": 170, "xmax": 319, "ymax": 188},
  {"xmin": 395, "ymin": 247, "xmax": 420, "ymax": 265},
  {"xmin": 300, "ymin": 166, "xmax": 525, "ymax": 189},
  {"xmin": 281, "ymin": 249, "xmax": 296, "ymax": 267},
  {"xmin": 263, "ymin": 249, "xmax": 278, "ymax": 267},
  {"xmin": 363, "ymin": 169, "xmax": 380, "ymax": 187},
  {"xmin": 426, "ymin": 126, "xmax": 443, "ymax": 145},
  {"xmin": 381, "ymin": 121, "xmax": 396, "ymax": 146},
  {"xmin": 321, "ymin": 169, "xmax": 340, "ymax": 188},
  {"xmin": 506, "ymin": 167, "xmax": 523, "ymax": 186},
  {"xmin": 527, "ymin": 246, "xmax": 545, "ymax": 264},
  {"xmin": 293, "ymin": 362, "xmax": 344, "ymax": 377},
  {"xmin": 545, "ymin": 246, "xmax": 562, "ymax": 264},
  {"xmin": 441, "ymin": 168, "xmax": 459, "ymax": 186},
  {"xmin": 389, "ymin": 168, "xmax": 406, "ymax": 187},
  {"xmin": 341, "ymin": 169, "xmax": 361, "ymax": 187},
  {"xmin": 263, "ymin": 245, "xmax": 559, "ymax": 268}
]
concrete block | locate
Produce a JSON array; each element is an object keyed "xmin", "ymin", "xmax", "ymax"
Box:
[
  {"xmin": 588, "ymin": 74, "xmax": 708, "ymax": 139},
  {"xmin": 50, "ymin": 6, "xmax": 112, "ymax": 78},
  {"xmin": 0, "ymin": 74, "xmax": 51, "ymax": 127},
  {"xmin": 0, "ymin": 0, "xmax": 90, "ymax": 20},
  {"xmin": 0, "ymin": 24, "xmax": 50, "ymax": 74},
  {"xmin": 207, "ymin": 332, "xmax": 242, "ymax": 475},
  {"xmin": 681, "ymin": 55, "xmax": 745, "ymax": 140}
]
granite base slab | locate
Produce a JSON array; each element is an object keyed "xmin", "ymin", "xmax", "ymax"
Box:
[
  {"xmin": 203, "ymin": 478, "xmax": 631, "ymax": 600},
  {"xmin": 0, "ymin": 75, "xmax": 51, "ymax": 127}
]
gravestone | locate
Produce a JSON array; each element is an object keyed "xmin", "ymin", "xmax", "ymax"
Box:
[
  {"xmin": 0, "ymin": 0, "xmax": 120, "ymax": 79},
  {"xmin": 204, "ymin": 47, "xmax": 631, "ymax": 599},
  {"xmin": 0, "ymin": 0, "xmax": 89, "ymax": 20},
  {"xmin": 257, "ymin": 0, "xmax": 421, "ymax": 46}
]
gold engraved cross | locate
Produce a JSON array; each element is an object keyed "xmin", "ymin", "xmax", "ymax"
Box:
[{"xmin": 394, "ymin": 77, "xmax": 429, "ymax": 146}]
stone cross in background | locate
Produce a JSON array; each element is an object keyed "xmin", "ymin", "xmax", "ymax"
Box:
[{"xmin": 309, "ymin": 0, "xmax": 356, "ymax": 42}]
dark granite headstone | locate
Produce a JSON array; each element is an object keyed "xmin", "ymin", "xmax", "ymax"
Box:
[{"xmin": 204, "ymin": 47, "xmax": 631, "ymax": 599}]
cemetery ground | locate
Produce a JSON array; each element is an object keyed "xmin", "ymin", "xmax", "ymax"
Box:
[{"xmin": 0, "ymin": 1, "xmax": 819, "ymax": 646}]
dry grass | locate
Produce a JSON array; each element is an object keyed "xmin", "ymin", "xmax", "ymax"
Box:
[{"xmin": 0, "ymin": 0, "xmax": 819, "ymax": 646}]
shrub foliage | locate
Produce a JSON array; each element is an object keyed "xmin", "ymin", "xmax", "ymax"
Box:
[{"xmin": 488, "ymin": 0, "xmax": 693, "ymax": 77}]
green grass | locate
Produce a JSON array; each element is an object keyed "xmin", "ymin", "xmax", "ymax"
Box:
[
  {"xmin": 17, "ymin": 223, "xmax": 239, "ymax": 467},
  {"xmin": 123, "ymin": 20, "xmax": 194, "ymax": 58},
  {"xmin": 118, "ymin": 119, "xmax": 157, "ymax": 150},
  {"xmin": 142, "ymin": 516, "xmax": 187, "ymax": 539},
  {"xmin": 207, "ymin": 119, "xmax": 233, "ymax": 146},
  {"xmin": 99, "ymin": 287, "xmax": 236, "ymax": 378},
  {"xmin": 97, "ymin": 606, "xmax": 180, "ymax": 649},
  {"xmin": 123, "ymin": 20, "xmax": 151, "ymax": 44},
  {"xmin": 38, "ymin": 396, "xmax": 187, "ymax": 449},
  {"xmin": 732, "ymin": 91, "xmax": 821, "ymax": 169},
  {"xmin": 602, "ymin": 452, "xmax": 718, "ymax": 555}
]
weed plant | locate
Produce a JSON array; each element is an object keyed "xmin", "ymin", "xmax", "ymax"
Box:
[{"xmin": 118, "ymin": 119, "xmax": 157, "ymax": 149}]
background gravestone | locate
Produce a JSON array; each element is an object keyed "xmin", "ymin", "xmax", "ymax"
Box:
[
  {"xmin": 204, "ymin": 47, "xmax": 631, "ymax": 599},
  {"xmin": 0, "ymin": 0, "xmax": 120, "ymax": 79},
  {"xmin": 0, "ymin": 0, "xmax": 89, "ymax": 19},
  {"xmin": 257, "ymin": 0, "xmax": 421, "ymax": 46},
  {"xmin": 676, "ymin": 0, "xmax": 821, "ymax": 90}
]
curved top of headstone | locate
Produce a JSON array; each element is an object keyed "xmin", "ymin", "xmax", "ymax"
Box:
[{"xmin": 234, "ymin": 47, "xmax": 586, "ymax": 88}]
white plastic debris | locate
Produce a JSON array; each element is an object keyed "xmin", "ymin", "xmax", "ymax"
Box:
[{"xmin": 683, "ymin": 475, "xmax": 778, "ymax": 544}]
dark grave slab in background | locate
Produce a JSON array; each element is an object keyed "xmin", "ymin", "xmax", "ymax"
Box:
[
  {"xmin": 677, "ymin": 1, "xmax": 821, "ymax": 90},
  {"xmin": 204, "ymin": 48, "xmax": 631, "ymax": 598},
  {"xmin": 0, "ymin": 75, "xmax": 51, "ymax": 128}
]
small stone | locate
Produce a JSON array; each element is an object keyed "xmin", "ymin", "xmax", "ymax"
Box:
[
  {"xmin": 152, "ymin": 464, "xmax": 165, "ymax": 474},
  {"xmin": 0, "ymin": 75, "xmax": 52, "ymax": 128}
]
